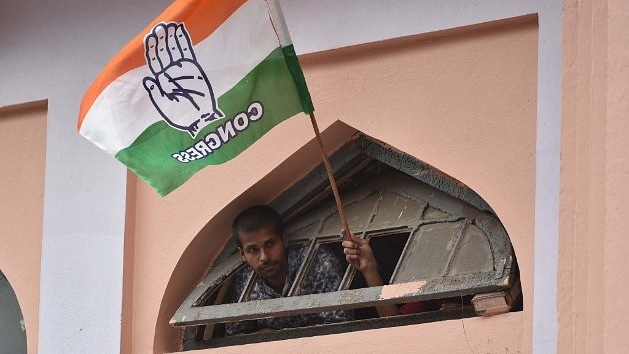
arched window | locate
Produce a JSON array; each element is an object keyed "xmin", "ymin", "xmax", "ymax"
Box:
[{"xmin": 172, "ymin": 135, "xmax": 521, "ymax": 350}]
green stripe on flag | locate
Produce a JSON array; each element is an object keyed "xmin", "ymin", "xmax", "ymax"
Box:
[
  {"xmin": 115, "ymin": 47, "xmax": 305, "ymax": 196},
  {"xmin": 281, "ymin": 44, "xmax": 314, "ymax": 114}
]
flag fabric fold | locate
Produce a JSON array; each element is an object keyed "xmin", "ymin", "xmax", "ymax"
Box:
[{"xmin": 78, "ymin": 0, "xmax": 313, "ymax": 196}]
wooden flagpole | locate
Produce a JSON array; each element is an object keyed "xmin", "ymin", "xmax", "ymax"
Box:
[{"xmin": 308, "ymin": 112, "xmax": 351, "ymax": 239}]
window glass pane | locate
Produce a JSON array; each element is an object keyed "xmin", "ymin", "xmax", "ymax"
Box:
[
  {"xmin": 320, "ymin": 192, "xmax": 380, "ymax": 235},
  {"xmin": 392, "ymin": 220, "xmax": 465, "ymax": 282},
  {"xmin": 423, "ymin": 206, "xmax": 449, "ymax": 220},
  {"xmin": 286, "ymin": 221, "xmax": 321, "ymax": 239},
  {"xmin": 370, "ymin": 191, "xmax": 423, "ymax": 228},
  {"xmin": 448, "ymin": 223, "xmax": 493, "ymax": 276}
]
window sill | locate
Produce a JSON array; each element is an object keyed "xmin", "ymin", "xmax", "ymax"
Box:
[{"xmin": 183, "ymin": 306, "xmax": 478, "ymax": 351}]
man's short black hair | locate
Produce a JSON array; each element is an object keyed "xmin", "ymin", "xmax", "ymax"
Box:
[{"xmin": 232, "ymin": 205, "xmax": 285, "ymax": 247}]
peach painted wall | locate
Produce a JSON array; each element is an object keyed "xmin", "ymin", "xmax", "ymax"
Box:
[
  {"xmin": 124, "ymin": 17, "xmax": 538, "ymax": 353},
  {"xmin": 558, "ymin": 0, "xmax": 629, "ymax": 353},
  {"xmin": 189, "ymin": 312, "xmax": 523, "ymax": 354},
  {"xmin": 603, "ymin": 0, "xmax": 629, "ymax": 352},
  {"xmin": 0, "ymin": 101, "xmax": 46, "ymax": 353}
]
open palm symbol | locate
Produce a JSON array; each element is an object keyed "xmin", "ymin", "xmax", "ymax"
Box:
[{"xmin": 143, "ymin": 22, "xmax": 224, "ymax": 138}]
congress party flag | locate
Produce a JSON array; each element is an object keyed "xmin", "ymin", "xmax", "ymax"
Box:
[{"xmin": 78, "ymin": 0, "xmax": 313, "ymax": 196}]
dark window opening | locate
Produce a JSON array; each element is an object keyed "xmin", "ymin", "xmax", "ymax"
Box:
[{"xmin": 343, "ymin": 232, "xmax": 409, "ymax": 320}]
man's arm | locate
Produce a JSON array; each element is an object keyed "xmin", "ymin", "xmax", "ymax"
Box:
[{"xmin": 342, "ymin": 229, "xmax": 399, "ymax": 317}]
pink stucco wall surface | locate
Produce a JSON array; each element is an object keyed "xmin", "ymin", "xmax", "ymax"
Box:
[
  {"xmin": 0, "ymin": 101, "xmax": 46, "ymax": 354},
  {"xmin": 558, "ymin": 0, "xmax": 629, "ymax": 353},
  {"xmin": 124, "ymin": 17, "xmax": 538, "ymax": 353},
  {"xmin": 603, "ymin": 0, "xmax": 629, "ymax": 351},
  {"xmin": 189, "ymin": 313, "xmax": 523, "ymax": 354}
]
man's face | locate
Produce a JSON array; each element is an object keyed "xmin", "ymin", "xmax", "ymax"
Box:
[{"xmin": 238, "ymin": 224, "xmax": 289, "ymax": 288}]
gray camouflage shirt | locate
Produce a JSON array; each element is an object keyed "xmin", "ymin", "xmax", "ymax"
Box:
[{"xmin": 225, "ymin": 246, "xmax": 353, "ymax": 335}]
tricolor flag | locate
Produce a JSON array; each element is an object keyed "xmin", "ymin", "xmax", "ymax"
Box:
[{"xmin": 78, "ymin": 0, "xmax": 313, "ymax": 196}]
